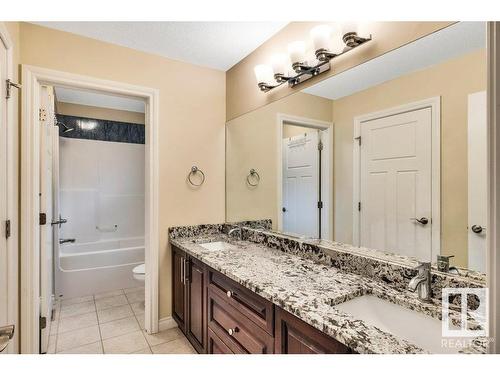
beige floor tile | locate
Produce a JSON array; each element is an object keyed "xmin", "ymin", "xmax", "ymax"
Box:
[
  {"xmin": 60, "ymin": 301, "xmax": 96, "ymax": 318},
  {"xmin": 94, "ymin": 289, "xmax": 124, "ymax": 300},
  {"xmin": 58, "ymin": 311, "xmax": 98, "ymax": 334},
  {"xmin": 151, "ymin": 337, "xmax": 196, "ymax": 354},
  {"xmin": 102, "ymin": 331, "xmax": 149, "ymax": 354},
  {"xmin": 100, "ymin": 316, "xmax": 140, "ymax": 340},
  {"xmin": 124, "ymin": 286, "xmax": 144, "ymax": 294},
  {"xmin": 61, "ymin": 295, "xmax": 93, "ymax": 306},
  {"xmin": 132, "ymin": 347, "xmax": 152, "ymax": 354},
  {"xmin": 59, "ymin": 341, "xmax": 103, "ymax": 354},
  {"xmin": 130, "ymin": 301, "xmax": 145, "ymax": 316},
  {"xmin": 135, "ymin": 313, "xmax": 145, "ymax": 329},
  {"xmin": 97, "ymin": 304, "xmax": 134, "ymax": 324},
  {"xmin": 95, "ymin": 294, "xmax": 128, "ymax": 311},
  {"xmin": 144, "ymin": 327, "xmax": 183, "ymax": 347},
  {"xmin": 56, "ymin": 325, "xmax": 100, "ymax": 352},
  {"xmin": 125, "ymin": 291, "xmax": 145, "ymax": 304}
]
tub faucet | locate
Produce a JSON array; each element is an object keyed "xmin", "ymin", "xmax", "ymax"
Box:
[
  {"xmin": 228, "ymin": 227, "xmax": 242, "ymax": 240},
  {"xmin": 408, "ymin": 261, "xmax": 432, "ymax": 302},
  {"xmin": 59, "ymin": 238, "xmax": 75, "ymax": 244}
]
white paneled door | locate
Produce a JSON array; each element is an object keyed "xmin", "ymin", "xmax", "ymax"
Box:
[
  {"xmin": 39, "ymin": 85, "xmax": 55, "ymax": 353},
  {"xmin": 359, "ymin": 107, "xmax": 433, "ymax": 261},
  {"xmin": 468, "ymin": 91, "xmax": 487, "ymax": 272},
  {"xmin": 282, "ymin": 131, "xmax": 319, "ymax": 238}
]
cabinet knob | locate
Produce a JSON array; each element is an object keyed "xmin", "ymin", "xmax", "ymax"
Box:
[
  {"xmin": 226, "ymin": 290, "xmax": 232, "ymax": 298},
  {"xmin": 228, "ymin": 327, "xmax": 238, "ymax": 336}
]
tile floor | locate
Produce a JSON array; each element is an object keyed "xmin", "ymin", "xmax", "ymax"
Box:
[{"xmin": 46, "ymin": 287, "xmax": 196, "ymax": 354}]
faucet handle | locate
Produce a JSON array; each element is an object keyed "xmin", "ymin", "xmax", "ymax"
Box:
[{"xmin": 414, "ymin": 261, "xmax": 431, "ymax": 271}]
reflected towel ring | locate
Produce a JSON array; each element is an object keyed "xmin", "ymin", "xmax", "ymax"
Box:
[
  {"xmin": 188, "ymin": 166, "xmax": 205, "ymax": 186},
  {"xmin": 246, "ymin": 169, "xmax": 260, "ymax": 186}
]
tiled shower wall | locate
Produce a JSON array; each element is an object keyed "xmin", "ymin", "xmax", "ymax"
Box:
[{"xmin": 58, "ymin": 116, "xmax": 145, "ymax": 244}]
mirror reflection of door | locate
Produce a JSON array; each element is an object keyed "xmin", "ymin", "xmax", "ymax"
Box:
[{"xmin": 357, "ymin": 105, "xmax": 434, "ymax": 261}]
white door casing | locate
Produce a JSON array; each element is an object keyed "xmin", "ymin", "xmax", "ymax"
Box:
[
  {"xmin": 39, "ymin": 86, "xmax": 55, "ymax": 353},
  {"xmin": 353, "ymin": 97, "xmax": 441, "ymax": 262},
  {"xmin": 282, "ymin": 131, "xmax": 319, "ymax": 238},
  {"xmin": 468, "ymin": 91, "xmax": 487, "ymax": 272}
]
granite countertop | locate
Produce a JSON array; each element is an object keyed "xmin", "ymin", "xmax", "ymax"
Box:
[{"xmin": 170, "ymin": 233, "xmax": 486, "ymax": 354}]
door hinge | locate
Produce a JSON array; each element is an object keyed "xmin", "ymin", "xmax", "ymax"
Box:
[
  {"xmin": 354, "ymin": 136, "xmax": 361, "ymax": 146},
  {"xmin": 39, "ymin": 108, "xmax": 47, "ymax": 122},
  {"xmin": 358, "ymin": 202, "xmax": 361, "ymax": 211},
  {"xmin": 39, "ymin": 316, "xmax": 47, "ymax": 330},
  {"xmin": 5, "ymin": 79, "xmax": 21, "ymax": 99},
  {"xmin": 317, "ymin": 201, "xmax": 323, "ymax": 209},
  {"xmin": 318, "ymin": 140, "xmax": 324, "ymax": 151},
  {"xmin": 39, "ymin": 213, "xmax": 47, "ymax": 225},
  {"xmin": 4, "ymin": 220, "xmax": 11, "ymax": 239}
]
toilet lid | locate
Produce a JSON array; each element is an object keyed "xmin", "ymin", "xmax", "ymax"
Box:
[{"xmin": 133, "ymin": 263, "xmax": 145, "ymax": 274}]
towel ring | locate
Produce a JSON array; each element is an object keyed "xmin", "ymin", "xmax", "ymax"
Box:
[
  {"xmin": 188, "ymin": 166, "xmax": 205, "ymax": 186},
  {"xmin": 246, "ymin": 169, "xmax": 260, "ymax": 186}
]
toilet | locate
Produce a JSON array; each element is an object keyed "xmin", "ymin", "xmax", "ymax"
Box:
[{"xmin": 132, "ymin": 263, "xmax": 145, "ymax": 282}]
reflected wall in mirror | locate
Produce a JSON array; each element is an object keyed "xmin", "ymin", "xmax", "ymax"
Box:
[{"xmin": 226, "ymin": 22, "xmax": 487, "ymax": 272}]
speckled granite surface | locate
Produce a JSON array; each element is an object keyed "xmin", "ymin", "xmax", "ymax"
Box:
[{"xmin": 169, "ymin": 228, "xmax": 488, "ymax": 354}]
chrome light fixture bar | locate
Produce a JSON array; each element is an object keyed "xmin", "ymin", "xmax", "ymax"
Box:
[{"xmin": 255, "ymin": 23, "xmax": 371, "ymax": 92}]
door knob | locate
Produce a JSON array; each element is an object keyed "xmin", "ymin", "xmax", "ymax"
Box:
[
  {"xmin": 0, "ymin": 324, "xmax": 15, "ymax": 353},
  {"xmin": 471, "ymin": 225, "xmax": 485, "ymax": 234},
  {"xmin": 410, "ymin": 217, "xmax": 429, "ymax": 225},
  {"xmin": 282, "ymin": 207, "xmax": 287, "ymax": 213}
]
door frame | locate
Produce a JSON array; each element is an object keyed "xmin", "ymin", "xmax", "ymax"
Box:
[
  {"xmin": 20, "ymin": 65, "xmax": 160, "ymax": 353},
  {"xmin": 276, "ymin": 113, "xmax": 333, "ymax": 240},
  {"xmin": 0, "ymin": 23, "xmax": 18, "ymax": 354},
  {"xmin": 352, "ymin": 97, "xmax": 441, "ymax": 261}
]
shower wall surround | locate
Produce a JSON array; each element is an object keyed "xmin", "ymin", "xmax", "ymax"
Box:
[
  {"xmin": 57, "ymin": 114, "xmax": 145, "ymax": 144},
  {"xmin": 58, "ymin": 115, "xmax": 145, "ymax": 244}
]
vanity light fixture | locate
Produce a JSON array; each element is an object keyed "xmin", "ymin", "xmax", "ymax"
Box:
[{"xmin": 254, "ymin": 23, "xmax": 371, "ymax": 92}]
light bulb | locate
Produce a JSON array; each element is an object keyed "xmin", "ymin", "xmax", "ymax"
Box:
[
  {"xmin": 270, "ymin": 54, "xmax": 289, "ymax": 75},
  {"xmin": 287, "ymin": 41, "xmax": 306, "ymax": 64},
  {"xmin": 331, "ymin": 32, "xmax": 345, "ymax": 54},
  {"xmin": 310, "ymin": 25, "xmax": 332, "ymax": 52},
  {"xmin": 253, "ymin": 64, "xmax": 274, "ymax": 84},
  {"xmin": 341, "ymin": 21, "xmax": 359, "ymax": 36}
]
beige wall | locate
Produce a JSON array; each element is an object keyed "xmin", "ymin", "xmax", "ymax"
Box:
[
  {"xmin": 226, "ymin": 92, "xmax": 332, "ymax": 226},
  {"xmin": 18, "ymin": 22, "xmax": 226, "ymax": 319},
  {"xmin": 332, "ymin": 49, "xmax": 486, "ymax": 268},
  {"xmin": 56, "ymin": 102, "xmax": 145, "ymax": 124},
  {"xmin": 226, "ymin": 22, "xmax": 454, "ymax": 121}
]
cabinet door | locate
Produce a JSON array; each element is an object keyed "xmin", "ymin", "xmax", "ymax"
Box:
[
  {"xmin": 186, "ymin": 257, "xmax": 206, "ymax": 353},
  {"xmin": 172, "ymin": 246, "xmax": 186, "ymax": 330},
  {"xmin": 275, "ymin": 307, "xmax": 353, "ymax": 354}
]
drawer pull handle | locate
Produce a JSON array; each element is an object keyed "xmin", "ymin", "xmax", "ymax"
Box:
[{"xmin": 228, "ymin": 327, "xmax": 238, "ymax": 336}]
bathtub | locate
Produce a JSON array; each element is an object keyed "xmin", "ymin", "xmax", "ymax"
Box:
[{"xmin": 56, "ymin": 237, "xmax": 145, "ymax": 299}]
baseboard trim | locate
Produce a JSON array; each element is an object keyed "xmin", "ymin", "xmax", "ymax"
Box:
[{"xmin": 158, "ymin": 316, "xmax": 178, "ymax": 331}]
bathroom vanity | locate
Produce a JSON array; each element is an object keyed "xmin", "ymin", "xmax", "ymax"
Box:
[{"xmin": 169, "ymin": 224, "xmax": 487, "ymax": 354}]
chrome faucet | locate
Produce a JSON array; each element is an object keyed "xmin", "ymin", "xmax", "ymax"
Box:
[
  {"xmin": 408, "ymin": 261, "xmax": 432, "ymax": 302},
  {"xmin": 228, "ymin": 227, "xmax": 243, "ymax": 240},
  {"xmin": 59, "ymin": 238, "xmax": 75, "ymax": 244},
  {"xmin": 437, "ymin": 255, "xmax": 459, "ymax": 274}
]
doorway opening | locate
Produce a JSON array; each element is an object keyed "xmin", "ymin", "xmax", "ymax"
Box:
[
  {"xmin": 21, "ymin": 66, "xmax": 159, "ymax": 354},
  {"xmin": 277, "ymin": 114, "xmax": 332, "ymax": 240}
]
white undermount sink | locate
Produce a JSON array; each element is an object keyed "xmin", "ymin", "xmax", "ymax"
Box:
[
  {"xmin": 199, "ymin": 241, "xmax": 238, "ymax": 252},
  {"xmin": 334, "ymin": 294, "xmax": 460, "ymax": 354}
]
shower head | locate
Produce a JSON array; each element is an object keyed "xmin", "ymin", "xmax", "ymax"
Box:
[{"xmin": 56, "ymin": 121, "xmax": 74, "ymax": 134}]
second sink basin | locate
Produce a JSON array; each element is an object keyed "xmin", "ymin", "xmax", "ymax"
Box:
[
  {"xmin": 334, "ymin": 294, "xmax": 460, "ymax": 354},
  {"xmin": 199, "ymin": 241, "xmax": 238, "ymax": 252}
]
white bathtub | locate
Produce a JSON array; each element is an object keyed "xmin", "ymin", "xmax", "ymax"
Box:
[{"xmin": 56, "ymin": 237, "xmax": 145, "ymax": 299}]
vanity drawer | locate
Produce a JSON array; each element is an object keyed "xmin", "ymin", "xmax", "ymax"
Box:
[
  {"xmin": 208, "ymin": 269, "xmax": 274, "ymax": 335},
  {"xmin": 208, "ymin": 328, "xmax": 242, "ymax": 354},
  {"xmin": 207, "ymin": 286, "xmax": 274, "ymax": 354}
]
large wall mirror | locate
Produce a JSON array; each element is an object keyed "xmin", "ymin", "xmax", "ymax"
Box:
[{"xmin": 226, "ymin": 22, "xmax": 487, "ymax": 273}]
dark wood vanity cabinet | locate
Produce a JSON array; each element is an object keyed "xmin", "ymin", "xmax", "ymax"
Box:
[
  {"xmin": 275, "ymin": 307, "xmax": 353, "ymax": 354},
  {"xmin": 172, "ymin": 244, "xmax": 354, "ymax": 355},
  {"xmin": 172, "ymin": 245, "xmax": 207, "ymax": 353}
]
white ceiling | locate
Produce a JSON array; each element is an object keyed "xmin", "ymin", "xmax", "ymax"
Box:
[
  {"xmin": 55, "ymin": 86, "xmax": 146, "ymax": 113},
  {"xmin": 303, "ymin": 22, "xmax": 486, "ymax": 100},
  {"xmin": 32, "ymin": 22, "xmax": 288, "ymax": 71}
]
